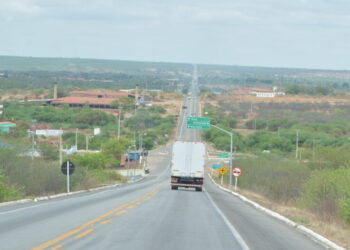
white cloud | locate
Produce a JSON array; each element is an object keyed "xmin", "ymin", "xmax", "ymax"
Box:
[
  {"xmin": 1, "ymin": 0, "xmax": 350, "ymax": 69},
  {"xmin": 1, "ymin": 0, "xmax": 41, "ymax": 14}
]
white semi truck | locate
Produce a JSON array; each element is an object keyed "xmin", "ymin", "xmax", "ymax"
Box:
[{"xmin": 170, "ymin": 141, "xmax": 205, "ymax": 192}]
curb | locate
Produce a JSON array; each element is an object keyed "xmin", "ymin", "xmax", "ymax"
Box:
[
  {"xmin": 207, "ymin": 174, "xmax": 345, "ymax": 250},
  {"xmin": 0, "ymin": 176, "xmax": 146, "ymax": 208}
]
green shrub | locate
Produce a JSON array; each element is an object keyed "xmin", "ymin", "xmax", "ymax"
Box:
[
  {"xmin": 89, "ymin": 169, "xmax": 125, "ymax": 184},
  {"xmin": 246, "ymin": 130, "xmax": 293, "ymax": 152},
  {"xmin": 75, "ymin": 110, "xmax": 110, "ymax": 126},
  {"xmin": 39, "ymin": 144, "xmax": 59, "ymax": 160},
  {"xmin": 72, "ymin": 153, "xmax": 109, "ymax": 169},
  {"xmin": 298, "ymin": 168, "xmax": 350, "ymax": 222},
  {"xmin": 0, "ymin": 172, "xmax": 22, "ymax": 202},
  {"xmin": 102, "ymin": 137, "xmax": 132, "ymax": 166},
  {"xmin": 236, "ymin": 155, "xmax": 308, "ymax": 203}
]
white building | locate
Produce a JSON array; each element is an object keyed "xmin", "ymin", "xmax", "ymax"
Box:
[{"xmin": 250, "ymin": 87, "xmax": 285, "ymax": 98}]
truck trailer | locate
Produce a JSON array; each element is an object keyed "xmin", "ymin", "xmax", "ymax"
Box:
[{"xmin": 170, "ymin": 141, "xmax": 205, "ymax": 192}]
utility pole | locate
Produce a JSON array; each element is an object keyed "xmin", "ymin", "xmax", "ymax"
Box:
[
  {"xmin": 117, "ymin": 106, "xmax": 122, "ymax": 139},
  {"xmin": 29, "ymin": 131, "xmax": 35, "ymax": 161},
  {"xmin": 59, "ymin": 129, "xmax": 62, "ymax": 166},
  {"xmin": 135, "ymin": 84, "xmax": 139, "ymax": 115},
  {"xmin": 133, "ymin": 131, "xmax": 136, "ymax": 149},
  {"xmin": 295, "ymin": 129, "xmax": 299, "ymax": 159},
  {"xmin": 138, "ymin": 132, "xmax": 144, "ymax": 151},
  {"xmin": 254, "ymin": 119, "xmax": 257, "ymax": 130},
  {"xmin": 312, "ymin": 138, "xmax": 315, "ymax": 161},
  {"xmin": 31, "ymin": 120, "xmax": 37, "ymax": 161},
  {"xmin": 75, "ymin": 128, "xmax": 78, "ymax": 150},
  {"xmin": 86, "ymin": 134, "xmax": 89, "ymax": 151}
]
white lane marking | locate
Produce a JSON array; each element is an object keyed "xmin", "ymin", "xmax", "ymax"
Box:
[
  {"xmin": 204, "ymin": 189, "xmax": 250, "ymax": 250},
  {"xmin": 0, "ymin": 189, "xmax": 113, "ymax": 215},
  {"xmin": 0, "ymin": 204, "xmax": 49, "ymax": 215}
]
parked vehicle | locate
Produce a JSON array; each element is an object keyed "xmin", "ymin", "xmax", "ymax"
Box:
[{"xmin": 170, "ymin": 141, "xmax": 205, "ymax": 192}]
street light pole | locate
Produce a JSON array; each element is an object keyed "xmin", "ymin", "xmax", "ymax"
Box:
[
  {"xmin": 59, "ymin": 129, "xmax": 62, "ymax": 167},
  {"xmin": 211, "ymin": 124, "xmax": 233, "ymax": 187}
]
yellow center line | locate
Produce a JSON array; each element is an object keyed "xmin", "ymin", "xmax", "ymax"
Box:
[
  {"xmin": 51, "ymin": 245, "xmax": 64, "ymax": 250},
  {"xmin": 130, "ymin": 199, "xmax": 140, "ymax": 204},
  {"xmin": 116, "ymin": 210, "xmax": 126, "ymax": 216},
  {"xmin": 75, "ymin": 229, "xmax": 95, "ymax": 239},
  {"xmin": 100, "ymin": 218, "xmax": 113, "ymax": 225},
  {"xmin": 33, "ymin": 203, "xmax": 129, "ymax": 250},
  {"xmin": 33, "ymin": 189, "xmax": 159, "ymax": 250},
  {"xmin": 127, "ymin": 205, "xmax": 134, "ymax": 209}
]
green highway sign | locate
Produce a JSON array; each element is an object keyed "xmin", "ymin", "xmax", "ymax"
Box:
[
  {"xmin": 218, "ymin": 152, "xmax": 229, "ymax": 158},
  {"xmin": 187, "ymin": 117, "xmax": 211, "ymax": 129}
]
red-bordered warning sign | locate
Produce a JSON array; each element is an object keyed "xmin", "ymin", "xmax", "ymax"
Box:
[{"xmin": 232, "ymin": 167, "xmax": 242, "ymax": 177}]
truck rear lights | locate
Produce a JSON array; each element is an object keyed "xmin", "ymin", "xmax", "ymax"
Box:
[{"xmin": 171, "ymin": 177, "xmax": 178, "ymax": 182}]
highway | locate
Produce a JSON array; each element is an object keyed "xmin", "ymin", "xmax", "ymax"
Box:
[{"xmin": 0, "ymin": 67, "xmax": 325, "ymax": 250}]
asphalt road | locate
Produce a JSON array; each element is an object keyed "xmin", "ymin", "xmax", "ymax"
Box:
[{"xmin": 0, "ymin": 68, "xmax": 325, "ymax": 250}]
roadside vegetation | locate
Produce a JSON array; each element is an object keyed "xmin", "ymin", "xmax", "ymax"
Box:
[
  {"xmin": 0, "ymin": 96, "xmax": 175, "ymax": 202},
  {"xmin": 203, "ymin": 98, "xmax": 350, "ymax": 229}
]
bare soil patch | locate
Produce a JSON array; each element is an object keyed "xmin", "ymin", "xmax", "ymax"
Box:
[{"xmin": 229, "ymin": 95, "xmax": 350, "ymax": 104}]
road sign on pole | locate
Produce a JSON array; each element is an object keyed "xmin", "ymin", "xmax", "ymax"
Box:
[
  {"xmin": 61, "ymin": 160, "xmax": 75, "ymax": 193},
  {"xmin": 187, "ymin": 117, "xmax": 211, "ymax": 129},
  {"xmin": 232, "ymin": 167, "xmax": 242, "ymax": 177},
  {"xmin": 218, "ymin": 152, "xmax": 229, "ymax": 158},
  {"xmin": 218, "ymin": 167, "xmax": 227, "ymax": 185},
  {"xmin": 212, "ymin": 164, "xmax": 221, "ymax": 169},
  {"xmin": 61, "ymin": 161, "xmax": 75, "ymax": 175},
  {"xmin": 232, "ymin": 167, "xmax": 242, "ymax": 191},
  {"xmin": 218, "ymin": 167, "xmax": 227, "ymax": 175}
]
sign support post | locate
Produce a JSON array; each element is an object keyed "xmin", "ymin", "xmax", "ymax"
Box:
[
  {"xmin": 218, "ymin": 166, "xmax": 227, "ymax": 185},
  {"xmin": 61, "ymin": 160, "xmax": 75, "ymax": 193},
  {"xmin": 67, "ymin": 161, "xmax": 70, "ymax": 193},
  {"xmin": 235, "ymin": 177, "xmax": 238, "ymax": 191}
]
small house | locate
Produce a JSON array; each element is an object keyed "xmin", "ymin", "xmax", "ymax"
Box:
[{"xmin": 0, "ymin": 122, "xmax": 16, "ymax": 132}]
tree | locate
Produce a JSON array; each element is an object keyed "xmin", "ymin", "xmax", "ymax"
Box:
[
  {"xmin": 39, "ymin": 144, "xmax": 59, "ymax": 160},
  {"xmin": 101, "ymin": 137, "xmax": 132, "ymax": 166},
  {"xmin": 75, "ymin": 110, "xmax": 110, "ymax": 126},
  {"xmin": 72, "ymin": 153, "xmax": 108, "ymax": 169},
  {"xmin": 246, "ymin": 130, "xmax": 293, "ymax": 152},
  {"xmin": 111, "ymin": 97, "xmax": 135, "ymax": 109}
]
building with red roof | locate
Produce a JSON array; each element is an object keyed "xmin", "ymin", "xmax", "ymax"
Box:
[
  {"xmin": 70, "ymin": 90, "xmax": 134, "ymax": 98},
  {"xmin": 50, "ymin": 90, "xmax": 136, "ymax": 109}
]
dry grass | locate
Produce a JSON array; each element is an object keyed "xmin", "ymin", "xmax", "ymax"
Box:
[
  {"xmin": 229, "ymin": 95, "xmax": 350, "ymax": 104},
  {"xmin": 153, "ymin": 92, "xmax": 183, "ymax": 117}
]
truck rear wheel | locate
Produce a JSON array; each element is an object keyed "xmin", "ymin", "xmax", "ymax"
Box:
[
  {"xmin": 171, "ymin": 186, "xmax": 178, "ymax": 190},
  {"xmin": 195, "ymin": 187, "xmax": 202, "ymax": 192}
]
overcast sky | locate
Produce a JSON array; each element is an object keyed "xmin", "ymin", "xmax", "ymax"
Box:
[{"xmin": 1, "ymin": 0, "xmax": 350, "ymax": 70}]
